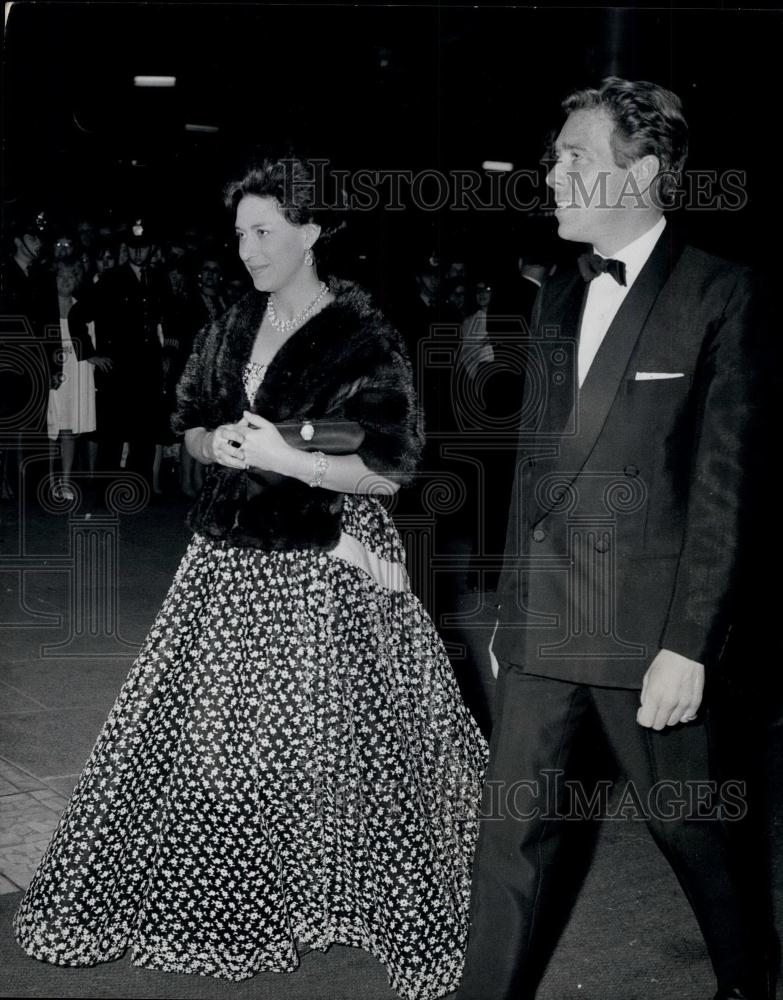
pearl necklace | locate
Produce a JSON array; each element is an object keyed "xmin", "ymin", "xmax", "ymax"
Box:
[{"xmin": 267, "ymin": 281, "xmax": 329, "ymax": 333}]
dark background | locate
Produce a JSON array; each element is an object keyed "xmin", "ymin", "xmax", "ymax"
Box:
[{"xmin": 3, "ymin": 3, "xmax": 782, "ymax": 296}]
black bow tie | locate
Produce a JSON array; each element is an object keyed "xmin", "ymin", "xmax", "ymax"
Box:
[{"xmin": 578, "ymin": 253, "xmax": 627, "ymax": 286}]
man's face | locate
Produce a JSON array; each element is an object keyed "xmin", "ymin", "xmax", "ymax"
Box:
[
  {"xmin": 129, "ymin": 243, "xmax": 151, "ymax": 267},
  {"xmin": 16, "ymin": 232, "xmax": 43, "ymax": 263},
  {"xmin": 77, "ymin": 222, "xmax": 96, "ymax": 248},
  {"xmin": 546, "ymin": 108, "xmax": 638, "ymax": 254},
  {"xmin": 53, "ymin": 237, "xmax": 76, "ymax": 262},
  {"xmin": 199, "ymin": 260, "xmax": 223, "ymax": 294}
]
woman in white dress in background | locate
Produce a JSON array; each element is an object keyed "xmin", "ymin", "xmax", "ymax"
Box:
[{"xmin": 46, "ymin": 258, "xmax": 111, "ymax": 500}]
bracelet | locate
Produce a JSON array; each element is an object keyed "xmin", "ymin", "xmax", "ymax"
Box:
[
  {"xmin": 309, "ymin": 451, "xmax": 330, "ymax": 488},
  {"xmin": 201, "ymin": 430, "xmax": 214, "ymax": 464}
]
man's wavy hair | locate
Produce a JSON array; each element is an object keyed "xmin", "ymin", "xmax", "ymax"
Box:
[{"xmin": 562, "ymin": 77, "xmax": 689, "ymax": 203}]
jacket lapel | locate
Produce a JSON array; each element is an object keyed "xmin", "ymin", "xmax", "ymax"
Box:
[{"xmin": 533, "ymin": 228, "xmax": 685, "ymax": 524}]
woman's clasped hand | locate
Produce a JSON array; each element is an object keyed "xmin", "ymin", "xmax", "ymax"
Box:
[
  {"xmin": 206, "ymin": 411, "xmax": 292, "ymax": 473},
  {"xmin": 203, "ymin": 422, "xmax": 248, "ymax": 470}
]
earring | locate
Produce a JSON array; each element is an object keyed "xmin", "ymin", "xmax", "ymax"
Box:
[{"xmin": 304, "ymin": 247, "xmax": 314, "ymax": 267}]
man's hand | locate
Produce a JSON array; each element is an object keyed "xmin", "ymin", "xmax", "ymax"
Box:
[{"xmin": 637, "ymin": 648, "xmax": 704, "ymax": 730}]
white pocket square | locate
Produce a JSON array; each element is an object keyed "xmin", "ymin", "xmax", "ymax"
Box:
[{"xmin": 634, "ymin": 371, "xmax": 685, "ymax": 381}]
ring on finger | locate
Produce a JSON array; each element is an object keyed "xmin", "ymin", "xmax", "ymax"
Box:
[{"xmin": 680, "ymin": 713, "xmax": 697, "ymax": 723}]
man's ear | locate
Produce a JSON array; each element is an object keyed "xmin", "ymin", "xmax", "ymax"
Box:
[{"xmin": 630, "ymin": 154, "xmax": 661, "ymax": 197}]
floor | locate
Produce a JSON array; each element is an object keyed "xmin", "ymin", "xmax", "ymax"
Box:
[{"xmin": 0, "ymin": 480, "xmax": 192, "ymax": 893}]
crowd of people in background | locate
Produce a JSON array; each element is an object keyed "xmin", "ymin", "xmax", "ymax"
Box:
[
  {"xmin": 1, "ymin": 204, "xmax": 556, "ymax": 517},
  {"xmin": 0, "ymin": 210, "xmax": 251, "ymax": 503}
]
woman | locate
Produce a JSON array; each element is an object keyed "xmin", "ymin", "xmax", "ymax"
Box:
[
  {"xmin": 457, "ymin": 280, "xmax": 494, "ymax": 381},
  {"xmin": 14, "ymin": 159, "xmax": 487, "ymax": 1000},
  {"xmin": 45, "ymin": 257, "xmax": 110, "ymax": 499}
]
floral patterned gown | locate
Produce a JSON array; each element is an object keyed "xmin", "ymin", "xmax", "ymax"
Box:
[{"xmin": 14, "ymin": 362, "xmax": 489, "ymax": 1000}]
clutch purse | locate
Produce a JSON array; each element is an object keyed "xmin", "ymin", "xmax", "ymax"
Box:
[{"xmin": 275, "ymin": 419, "xmax": 365, "ymax": 455}]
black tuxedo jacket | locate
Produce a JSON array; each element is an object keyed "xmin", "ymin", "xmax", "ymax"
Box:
[{"xmin": 493, "ymin": 227, "xmax": 769, "ymax": 688}]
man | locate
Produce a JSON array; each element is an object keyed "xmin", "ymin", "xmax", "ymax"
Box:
[
  {"xmin": 69, "ymin": 218, "xmax": 170, "ymax": 491},
  {"xmin": 456, "ymin": 78, "xmax": 774, "ymax": 1000},
  {"xmin": 2, "ymin": 210, "xmax": 47, "ymax": 312},
  {"xmin": 0, "ymin": 210, "xmax": 51, "ymax": 496}
]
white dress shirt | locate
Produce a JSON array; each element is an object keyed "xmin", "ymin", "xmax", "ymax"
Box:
[{"xmin": 577, "ymin": 216, "xmax": 667, "ymax": 387}]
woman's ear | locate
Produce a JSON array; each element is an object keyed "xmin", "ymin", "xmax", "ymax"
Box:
[{"xmin": 303, "ymin": 222, "xmax": 322, "ymax": 251}]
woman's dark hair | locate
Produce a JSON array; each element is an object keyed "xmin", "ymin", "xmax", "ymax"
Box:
[
  {"xmin": 562, "ymin": 77, "xmax": 689, "ymax": 203},
  {"xmin": 223, "ymin": 155, "xmax": 350, "ymax": 260},
  {"xmin": 224, "ymin": 157, "xmax": 323, "ymax": 226}
]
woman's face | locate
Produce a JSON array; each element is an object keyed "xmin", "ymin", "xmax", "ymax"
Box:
[
  {"xmin": 97, "ymin": 247, "xmax": 116, "ymax": 273},
  {"xmin": 168, "ymin": 267, "xmax": 186, "ymax": 296},
  {"xmin": 475, "ymin": 283, "xmax": 492, "ymax": 309},
  {"xmin": 234, "ymin": 195, "xmax": 316, "ymax": 293},
  {"xmin": 56, "ymin": 264, "xmax": 82, "ymax": 298}
]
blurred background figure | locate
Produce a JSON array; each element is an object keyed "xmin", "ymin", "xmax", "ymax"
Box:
[
  {"xmin": 458, "ymin": 279, "xmax": 493, "ymax": 381},
  {"xmin": 44, "ymin": 257, "xmax": 109, "ymax": 500},
  {"xmin": 193, "ymin": 243, "xmax": 228, "ymax": 323},
  {"xmin": 163, "ymin": 258, "xmax": 201, "ymax": 498},
  {"xmin": 442, "ymin": 275, "xmax": 467, "ymax": 324},
  {"xmin": 93, "ymin": 237, "xmax": 118, "ymax": 280},
  {"xmin": 224, "ymin": 274, "xmax": 248, "ymax": 307},
  {"xmin": 2, "ymin": 209, "xmax": 48, "ymax": 315},
  {"xmin": 476, "ymin": 241, "xmax": 557, "ymax": 592},
  {"xmin": 152, "ymin": 245, "xmax": 227, "ymax": 498},
  {"xmin": 76, "ymin": 219, "xmax": 97, "ymax": 257},
  {"xmin": 68, "ymin": 217, "xmax": 171, "ymax": 495},
  {"xmin": 0, "ymin": 209, "xmax": 51, "ymax": 499}
]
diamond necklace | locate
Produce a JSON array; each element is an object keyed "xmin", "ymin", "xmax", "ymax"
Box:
[{"xmin": 267, "ymin": 281, "xmax": 329, "ymax": 333}]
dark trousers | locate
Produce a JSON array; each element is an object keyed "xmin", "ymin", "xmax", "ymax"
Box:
[{"xmin": 456, "ymin": 668, "xmax": 763, "ymax": 999}]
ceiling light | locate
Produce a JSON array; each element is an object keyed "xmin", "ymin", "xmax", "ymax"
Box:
[{"xmin": 134, "ymin": 76, "xmax": 177, "ymax": 88}]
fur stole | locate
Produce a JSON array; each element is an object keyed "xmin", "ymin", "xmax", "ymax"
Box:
[{"xmin": 172, "ymin": 277, "xmax": 423, "ymax": 550}]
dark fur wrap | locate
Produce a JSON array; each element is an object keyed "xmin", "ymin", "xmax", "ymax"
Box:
[{"xmin": 172, "ymin": 277, "xmax": 424, "ymax": 550}]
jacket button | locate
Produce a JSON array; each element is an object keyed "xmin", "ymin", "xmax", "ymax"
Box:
[
  {"xmin": 595, "ymin": 538, "xmax": 610, "ymax": 553},
  {"xmin": 624, "ymin": 464, "xmax": 639, "ymax": 477},
  {"xmin": 532, "ymin": 526, "xmax": 546, "ymax": 542}
]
